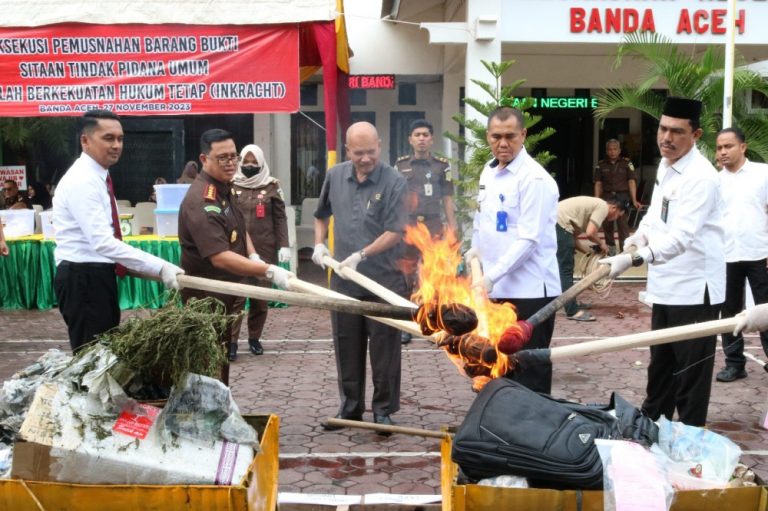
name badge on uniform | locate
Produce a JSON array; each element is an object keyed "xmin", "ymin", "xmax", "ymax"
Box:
[
  {"xmin": 231, "ymin": 230, "xmax": 237, "ymax": 243},
  {"xmin": 424, "ymin": 183, "xmax": 433, "ymax": 197},
  {"xmin": 496, "ymin": 193, "xmax": 508, "ymax": 232},
  {"xmin": 256, "ymin": 203, "xmax": 266, "ymax": 218},
  {"xmin": 661, "ymin": 198, "xmax": 669, "ymax": 223}
]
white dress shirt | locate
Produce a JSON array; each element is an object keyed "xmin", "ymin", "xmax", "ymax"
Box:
[
  {"xmin": 636, "ymin": 146, "xmax": 725, "ymax": 305},
  {"xmin": 53, "ymin": 152, "xmax": 165, "ymax": 276},
  {"xmin": 719, "ymin": 159, "xmax": 768, "ymax": 263},
  {"xmin": 471, "ymin": 147, "xmax": 561, "ymax": 299}
]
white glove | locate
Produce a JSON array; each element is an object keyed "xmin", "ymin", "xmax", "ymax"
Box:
[
  {"xmin": 471, "ymin": 275, "xmax": 494, "ymax": 294},
  {"xmin": 598, "ymin": 253, "xmax": 634, "ymax": 279},
  {"xmin": 267, "ymin": 264, "xmax": 294, "ymax": 290},
  {"xmin": 464, "ymin": 247, "xmax": 481, "ymax": 265},
  {"xmin": 312, "ymin": 243, "xmax": 330, "ymax": 269},
  {"xmin": 160, "ymin": 262, "xmax": 184, "ymax": 290},
  {"xmin": 733, "ymin": 304, "xmax": 768, "ymax": 336},
  {"xmin": 624, "ymin": 232, "xmax": 648, "ymax": 250},
  {"xmin": 248, "ymin": 252, "xmax": 263, "ymax": 263},
  {"xmin": 337, "ymin": 251, "xmax": 363, "ymax": 278},
  {"xmin": 278, "ymin": 247, "xmax": 292, "ymax": 263}
]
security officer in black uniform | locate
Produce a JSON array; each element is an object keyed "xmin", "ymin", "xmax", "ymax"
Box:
[
  {"xmin": 593, "ymin": 139, "xmax": 641, "ymax": 253},
  {"xmin": 395, "ymin": 119, "xmax": 457, "ymax": 344},
  {"xmin": 178, "ymin": 129, "xmax": 293, "ymax": 385}
]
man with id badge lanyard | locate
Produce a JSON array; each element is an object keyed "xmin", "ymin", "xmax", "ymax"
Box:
[
  {"xmin": 600, "ymin": 97, "xmax": 724, "ymax": 426},
  {"xmin": 465, "ymin": 106, "xmax": 561, "ymax": 394}
]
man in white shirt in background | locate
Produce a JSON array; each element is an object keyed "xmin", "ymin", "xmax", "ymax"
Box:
[
  {"xmin": 600, "ymin": 97, "xmax": 725, "ymax": 426},
  {"xmin": 54, "ymin": 110, "xmax": 184, "ymax": 353},
  {"xmin": 466, "ymin": 106, "xmax": 561, "ymax": 394},
  {"xmin": 714, "ymin": 127, "xmax": 768, "ymax": 382}
]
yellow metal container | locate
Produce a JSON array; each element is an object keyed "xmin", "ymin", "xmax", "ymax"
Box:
[
  {"xmin": 441, "ymin": 434, "xmax": 768, "ymax": 511},
  {"xmin": 0, "ymin": 414, "xmax": 279, "ymax": 511}
]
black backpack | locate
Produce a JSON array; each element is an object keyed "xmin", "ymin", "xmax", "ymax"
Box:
[{"xmin": 451, "ymin": 377, "xmax": 657, "ymax": 489}]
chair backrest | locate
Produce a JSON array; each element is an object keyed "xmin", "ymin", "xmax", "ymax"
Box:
[
  {"xmin": 32, "ymin": 204, "xmax": 43, "ymax": 233},
  {"xmin": 300, "ymin": 197, "xmax": 319, "ymax": 226},
  {"xmin": 133, "ymin": 202, "xmax": 157, "ymax": 235},
  {"xmin": 115, "ymin": 199, "xmax": 132, "ymax": 208}
]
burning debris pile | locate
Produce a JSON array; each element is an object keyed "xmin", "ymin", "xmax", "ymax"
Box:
[{"xmin": 404, "ymin": 224, "xmax": 529, "ymax": 390}]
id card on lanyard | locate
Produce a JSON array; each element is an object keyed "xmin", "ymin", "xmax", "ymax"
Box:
[{"xmin": 496, "ymin": 194, "xmax": 508, "ymax": 232}]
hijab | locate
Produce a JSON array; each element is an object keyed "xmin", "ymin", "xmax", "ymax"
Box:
[
  {"xmin": 177, "ymin": 161, "xmax": 198, "ymax": 184},
  {"xmin": 234, "ymin": 144, "xmax": 276, "ymax": 190}
]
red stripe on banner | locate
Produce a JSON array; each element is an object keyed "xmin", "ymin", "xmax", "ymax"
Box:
[{"xmin": 0, "ymin": 23, "xmax": 300, "ymax": 116}]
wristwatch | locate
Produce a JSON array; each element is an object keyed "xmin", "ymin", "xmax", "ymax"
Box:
[
  {"xmin": 359, "ymin": 249, "xmax": 367, "ymax": 260},
  {"xmin": 631, "ymin": 254, "xmax": 644, "ymax": 267}
]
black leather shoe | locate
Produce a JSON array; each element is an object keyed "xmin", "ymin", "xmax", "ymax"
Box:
[
  {"xmin": 716, "ymin": 366, "xmax": 747, "ymax": 382},
  {"xmin": 228, "ymin": 342, "xmax": 238, "ymax": 361},
  {"xmin": 248, "ymin": 338, "xmax": 264, "ymax": 355},
  {"xmin": 373, "ymin": 414, "xmax": 394, "ymax": 437},
  {"xmin": 321, "ymin": 414, "xmax": 361, "ymax": 431},
  {"xmin": 401, "ymin": 333, "xmax": 412, "ymax": 345}
]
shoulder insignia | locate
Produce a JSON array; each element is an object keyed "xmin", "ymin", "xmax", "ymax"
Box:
[
  {"xmin": 400, "ymin": 167, "xmax": 412, "ymax": 173},
  {"xmin": 627, "ymin": 161, "xmax": 635, "ymax": 171},
  {"xmin": 203, "ymin": 184, "xmax": 217, "ymax": 202},
  {"xmin": 203, "ymin": 205, "xmax": 221, "ymax": 214},
  {"xmin": 396, "ymin": 155, "xmax": 410, "ymax": 162},
  {"xmin": 435, "ymin": 155, "xmax": 449, "ymax": 163}
]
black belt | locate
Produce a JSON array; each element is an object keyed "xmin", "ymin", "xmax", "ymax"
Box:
[{"xmin": 58, "ymin": 261, "xmax": 116, "ymax": 270}]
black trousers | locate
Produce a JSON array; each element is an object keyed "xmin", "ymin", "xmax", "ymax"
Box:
[
  {"xmin": 493, "ymin": 296, "xmax": 556, "ymax": 394},
  {"xmin": 642, "ymin": 291, "xmax": 721, "ymax": 427},
  {"xmin": 54, "ymin": 261, "xmax": 120, "ymax": 354},
  {"xmin": 721, "ymin": 259, "xmax": 768, "ymax": 369},
  {"xmin": 555, "ymin": 225, "xmax": 578, "ymax": 317},
  {"xmin": 331, "ymin": 297, "xmax": 402, "ymax": 418}
]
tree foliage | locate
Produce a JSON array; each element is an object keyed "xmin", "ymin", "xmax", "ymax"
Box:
[
  {"xmin": 444, "ymin": 60, "xmax": 556, "ymax": 240},
  {"xmin": 594, "ymin": 32, "xmax": 768, "ymax": 162}
]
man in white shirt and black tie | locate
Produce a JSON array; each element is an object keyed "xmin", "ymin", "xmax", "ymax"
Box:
[
  {"xmin": 714, "ymin": 127, "xmax": 768, "ymax": 382},
  {"xmin": 53, "ymin": 110, "xmax": 184, "ymax": 353},
  {"xmin": 600, "ymin": 97, "xmax": 725, "ymax": 426}
]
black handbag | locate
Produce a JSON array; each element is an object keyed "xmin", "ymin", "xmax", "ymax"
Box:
[{"xmin": 451, "ymin": 377, "xmax": 657, "ymax": 489}]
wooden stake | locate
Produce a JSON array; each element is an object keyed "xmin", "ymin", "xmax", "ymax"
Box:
[{"xmin": 325, "ymin": 418, "xmax": 451, "ymax": 439}]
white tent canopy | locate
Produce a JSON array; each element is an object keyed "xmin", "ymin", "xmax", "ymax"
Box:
[{"xmin": 0, "ymin": 0, "xmax": 337, "ymax": 26}]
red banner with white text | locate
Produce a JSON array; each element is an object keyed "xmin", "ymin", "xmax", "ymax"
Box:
[{"xmin": 0, "ymin": 23, "xmax": 300, "ymax": 116}]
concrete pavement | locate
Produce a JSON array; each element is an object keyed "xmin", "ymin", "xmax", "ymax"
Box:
[{"xmin": 1, "ymin": 260, "xmax": 767, "ymax": 496}]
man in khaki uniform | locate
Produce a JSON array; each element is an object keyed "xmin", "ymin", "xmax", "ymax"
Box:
[
  {"xmin": 395, "ymin": 119, "xmax": 456, "ymax": 344},
  {"xmin": 593, "ymin": 139, "xmax": 641, "ymax": 252},
  {"xmin": 178, "ymin": 129, "xmax": 293, "ymax": 385},
  {"xmin": 556, "ymin": 196, "xmax": 627, "ymax": 321}
]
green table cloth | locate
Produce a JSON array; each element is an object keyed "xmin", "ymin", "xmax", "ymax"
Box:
[
  {"xmin": 0, "ymin": 235, "xmax": 179, "ymax": 310},
  {"xmin": 0, "ymin": 235, "xmax": 289, "ymax": 311}
]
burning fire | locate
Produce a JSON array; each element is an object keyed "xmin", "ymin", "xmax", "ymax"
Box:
[{"xmin": 404, "ymin": 224, "xmax": 523, "ymax": 390}]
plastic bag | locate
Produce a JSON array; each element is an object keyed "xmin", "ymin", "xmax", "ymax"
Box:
[
  {"xmin": 159, "ymin": 373, "xmax": 258, "ymax": 448},
  {"xmin": 477, "ymin": 475, "xmax": 528, "ymax": 488},
  {"xmin": 596, "ymin": 439, "xmax": 675, "ymax": 511},
  {"xmin": 654, "ymin": 417, "xmax": 741, "ymax": 490}
]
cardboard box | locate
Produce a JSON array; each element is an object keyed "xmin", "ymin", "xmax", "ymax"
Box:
[
  {"xmin": 0, "ymin": 386, "xmax": 278, "ymax": 510},
  {"xmin": 440, "ymin": 434, "xmax": 768, "ymax": 511}
]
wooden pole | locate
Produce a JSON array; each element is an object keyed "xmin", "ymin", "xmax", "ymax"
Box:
[
  {"xmin": 322, "ymin": 255, "xmax": 416, "ymax": 308},
  {"xmin": 286, "ymin": 275, "xmax": 425, "ymax": 337},
  {"xmin": 468, "ymin": 256, "xmax": 489, "ymax": 338},
  {"xmin": 176, "ymin": 275, "xmax": 420, "ymax": 321},
  {"xmin": 547, "ymin": 317, "xmax": 738, "ymax": 361},
  {"xmin": 325, "ymin": 418, "xmax": 451, "ymax": 438}
]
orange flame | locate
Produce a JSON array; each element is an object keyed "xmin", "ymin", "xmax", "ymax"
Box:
[{"xmin": 404, "ymin": 224, "xmax": 522, "ymax": 390}]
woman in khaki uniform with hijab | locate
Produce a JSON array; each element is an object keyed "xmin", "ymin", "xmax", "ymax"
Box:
[{"xmin": 229, "ymin": 144, "xmax": 291, "ymax": 359}]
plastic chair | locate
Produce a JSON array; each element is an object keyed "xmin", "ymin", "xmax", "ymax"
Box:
[
  {"xmin": 133, "ymin": 202, "xmax": 157, "ymax": 235},
  {"xmin": 32, "ymin": 204, "xmax": 43, "ymax": 234}
]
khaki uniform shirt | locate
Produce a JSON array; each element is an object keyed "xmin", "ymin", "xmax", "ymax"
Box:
[
  {"xmin": 593, "ymin": 157, "xmax": 636, "ymax": 197},
  {"xmin": 557, "ymin": 196, "xmax": 609, "ymax": 235},
  {"xmin": 395, "ymin": 153, "xmax": 453, "ymax": 234},
  {"xmin": 234, "ymin": 181, "xmax": 289, "ymax": 265},
  {"xmin": 178, "ymin": 170, "xmax": 248, "ymax": 283}
]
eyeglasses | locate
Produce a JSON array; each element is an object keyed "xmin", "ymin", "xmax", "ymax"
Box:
[{"xmin": 212, "ymin": 154, "xmax": 242, "ymax": 165}]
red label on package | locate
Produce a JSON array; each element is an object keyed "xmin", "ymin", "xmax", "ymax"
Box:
[{"xmin": 113, "ymin": 403, "xmax": 161, "ymax": 439}]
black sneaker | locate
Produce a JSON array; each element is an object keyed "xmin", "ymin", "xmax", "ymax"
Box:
[
  {"xmin": 401, "ymin": 333, "xmax": 412, "ymax": 345},
  {"xmin": 716, "ymin": 366, "xmax": 747, "ymax": 382},
  {"xmin": 248, "ymin": 338, "xmax": 264, "ymax": 355},
  {"xmin": 373, "ymin": 414, "xmax": 394, "ymax": 437}
]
